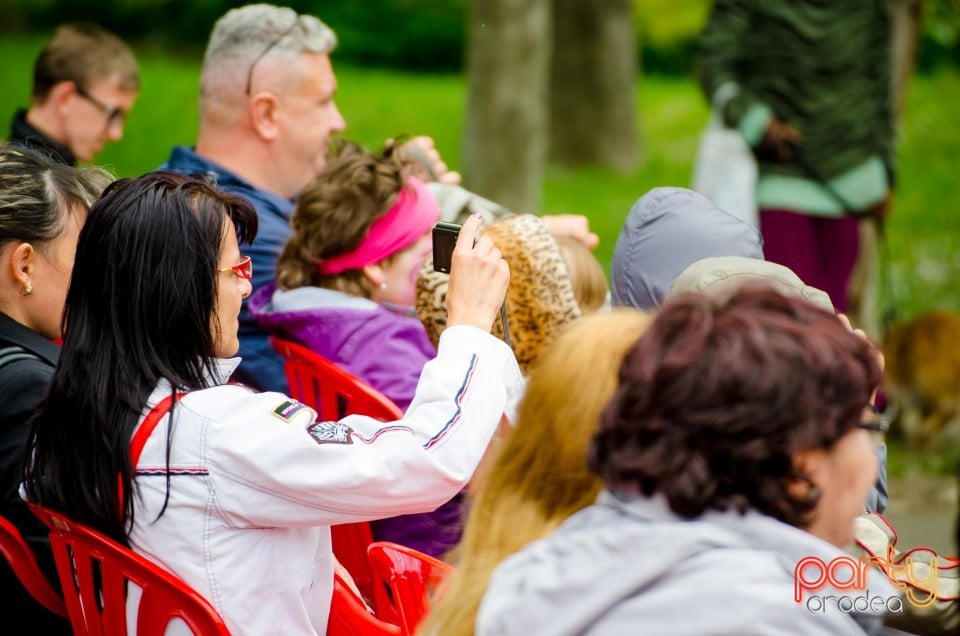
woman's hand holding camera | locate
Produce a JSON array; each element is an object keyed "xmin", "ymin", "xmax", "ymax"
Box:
[{"xmin": 445, "ymin": 214, "xmax": 510, "ymax": 334}]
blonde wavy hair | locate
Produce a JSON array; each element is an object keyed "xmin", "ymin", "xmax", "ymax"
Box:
[
  {"xmin": 419, "ymin": 308, "xmax": 652, "ymax": 636},
  {"xmin": 555, "ymin": 234, "xmax": 609, "ymax": 313}
]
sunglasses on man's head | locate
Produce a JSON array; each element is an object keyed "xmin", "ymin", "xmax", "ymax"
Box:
[{"xmin": 245, "ymin": 15, "xmax": 302, "ymax": 95}]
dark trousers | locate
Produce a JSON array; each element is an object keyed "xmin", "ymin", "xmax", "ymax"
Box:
[{"xmin": 759, "ymin": 208, "xmax": 860, "ymax": 313}]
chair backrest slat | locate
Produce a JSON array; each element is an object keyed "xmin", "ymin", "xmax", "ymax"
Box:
[
  {"xmin": 271, "ymin": 336, "xmax": 403, "ymax": 422},
  {"xmin": 327, "ymin": 571, "xmax": 402, "ymax": 636},
  {"xmin": 29, "ymin": 502, "xmax": 231, "ymax": 636},
  {"xmin": 0, "ymin": 514, "xmax": 67, "ymax": 617},
  {"xmin": 367, "ymin": 541, "xmax": 455, "ymax": 636}
]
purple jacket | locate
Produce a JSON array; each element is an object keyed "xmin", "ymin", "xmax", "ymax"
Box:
[
  {"xmin": 249, "ymin": 284, "xmax": 437, "ymax": 410},
  {"xmin": 249, "ymin": 283, "xmax": 464, "ymax": 557}
]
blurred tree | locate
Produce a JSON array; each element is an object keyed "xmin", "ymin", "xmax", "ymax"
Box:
[
  {"xmin": 0, "ymin": 0, "xmax": 469, "ymax": 70},
  {"xmin": 849, "ymin": 0, "xmax": 927, "ymax": 339},
  {"xmin": 462, "ymin": 0, "xmax": 550, "ymax": 212},
  {"xmin": 549, "ymin": 0, "xmax": 639, "ymax": 171},
  {"xmin": 3, "ymin": 0, "xmax": 955, "ymax": 75},
  {"xmin": 314, "ymin": 0, "xmax": 466, "ymax": 71},
  {"xmin": 918, "ymin": 0, "xmax": 960, "ymax": 68},
  {"xmin": 891, "ymin": 0, "xmax": 925, "ymax": 121}
]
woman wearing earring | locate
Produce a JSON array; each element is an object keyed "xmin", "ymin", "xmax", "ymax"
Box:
[
  {"xmin": 23, "ymin": 170, "xmax": 517, "ymax": 635},
  {"xmin": 250, "ymin": 140, "xmax": 461, "ymax": 559},
  {"xmin": 0, "ymin": 143, "xmax": 110, "ymax": 632}
]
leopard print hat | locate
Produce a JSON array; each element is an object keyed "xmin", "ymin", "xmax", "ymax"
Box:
[{"xmin": 416, "ymin": 214, "xmax": 582, "ymax": 374}]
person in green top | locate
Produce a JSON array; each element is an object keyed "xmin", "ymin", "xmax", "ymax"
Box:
[{"xmin": 698, "ymin": 0, "xmax": 893, "ymax": 314}]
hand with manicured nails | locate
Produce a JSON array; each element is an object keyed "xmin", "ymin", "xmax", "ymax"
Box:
[{"xmin": 445, "ymin": 214, "xmax": 510, "ymax": 334}]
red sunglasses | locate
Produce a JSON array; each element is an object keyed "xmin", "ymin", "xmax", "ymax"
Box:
[{"xmin": 217, "ymin": 255, "xmax": 253, "ymax": 280}]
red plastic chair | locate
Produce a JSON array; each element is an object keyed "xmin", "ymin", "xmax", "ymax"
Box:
[
  {"xmin": 0, "ymin": 514, "xmax": 67, "ymax": 617},
  {"xmin": 29, "ymin": 503, "xmax": 231, "ymax": 636},
  {"xmin": 366, "ymin": 541, "xmax": 455, "ymax": 636},
  {"xmin": 328, "ymin": 570, "xmax": 402, "ymax": 636},
  {"xmin": 329, "ymin": 522, "xmax": 382, "ymax": 608},
  {"xmin": 270, "ymin": 336, "xmax": 403, "ymax": 423},
  {"xmin": 270, "ymin": 336, "xmax": 403, "ymax": 612}
]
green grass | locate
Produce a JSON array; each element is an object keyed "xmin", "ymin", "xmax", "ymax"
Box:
[
  {"xmin": 2, "ymin": 35, "xmax": 959, "ymax": 322},
  {"xmin": 884, "ymin": 68, "xmax": 960, "ymax": 320},
  {"xmin": 887, "ymin": 438, "xmax": 959, "ymax": 478}
]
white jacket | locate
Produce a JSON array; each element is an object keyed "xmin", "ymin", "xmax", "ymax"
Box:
[{"xmin": 128, "ymin": 325, "xmax": 523, "ymax": 635}]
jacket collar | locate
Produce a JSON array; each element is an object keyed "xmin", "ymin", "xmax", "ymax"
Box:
[
  {"xmin": 9, "ymin": 109, "xmax": 77, "ymax": 166},
  {"xmin": 164, "ymin": 145, "xmax": 294, "ymax": 212},
  {"xmin": 208, "ymin": 357, "xmax": 243, "ymax": 387},
  {"xmin": 0, "ymin": 311, "xmax": 60, "ymax": 366},
  {"xmin": 598, "ymin": 489, "xmax": 896, "ymax": 597}
]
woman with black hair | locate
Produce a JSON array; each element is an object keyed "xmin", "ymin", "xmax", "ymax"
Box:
[
  {"xmin": 22, "ymin": 170, "xmax": 520, "ymax": 635},
  {"xmin": 0, "ymin": 143, "xmax": 110, "ymax": 633}
]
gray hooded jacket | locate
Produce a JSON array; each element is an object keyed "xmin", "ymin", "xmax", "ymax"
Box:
[
  {"xmin": 477, "ymin": 491, "xmax": 897, "ymax": 636},
  {"xmin": 610, "ymin": 187, "xmax": 764, "ymax": 309}
]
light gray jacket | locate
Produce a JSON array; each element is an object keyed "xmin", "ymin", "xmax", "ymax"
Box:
[{"xmin": 477, "ymin": 491, "xmax": 897, "ymax": 636}]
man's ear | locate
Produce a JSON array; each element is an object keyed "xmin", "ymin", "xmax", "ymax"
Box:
[
  {"xmin": 248, "ymin": 92, "xmax": 282, "ymax": 141},
  {"xmin": 46, "ymin": 80, "xmax": 77, "ymax": 112}
]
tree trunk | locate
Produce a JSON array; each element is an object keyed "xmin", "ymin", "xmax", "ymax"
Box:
[
  {"xmin": 848, "ymin": 0, "xmax": 924, "ymax": 339},
  {"xmin": 890, "ymin": 0, "xmax": 924, "ymax": 122},
  {"xmin": 462, "ymin": 0, "xmax": 551, "ymax": 212},
  {"xmin": 548, "ymin": 0, "xmax": 639, "ymax": 171}
]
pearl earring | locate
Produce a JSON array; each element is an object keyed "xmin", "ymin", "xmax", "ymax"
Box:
[
  {"xmin": 20, "ymin": 282, "xmax": 33, "ymax": 296},
  {"xmin": 379, "ymin": 282, "xmax": 388, "ymax": 290}
]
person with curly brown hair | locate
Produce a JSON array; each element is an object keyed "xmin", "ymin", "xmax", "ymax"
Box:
[
  {"xmin": 250, "ymin": 139, "xmax": 464, "ymax": 559},
  {"xmin": 477, "ymin": 285, "xmax": 897, "ymax": 635}
]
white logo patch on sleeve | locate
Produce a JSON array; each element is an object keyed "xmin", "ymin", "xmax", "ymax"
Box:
[
  {"xmin": 272, "ymin": 399, "xmax": 311, "ymax": 423},
  {"xmin": 307, "ymin": 421, "xmax": 354, "ymax": 445}
]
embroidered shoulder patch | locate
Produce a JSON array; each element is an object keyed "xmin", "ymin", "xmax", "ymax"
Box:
[
  {"xmin": 307, "ymin": 421, "xmax": 354, "ymax": 445},
  {"xmin": 272, "ymin": 399, "xmax": 310, "ymax": 422}
]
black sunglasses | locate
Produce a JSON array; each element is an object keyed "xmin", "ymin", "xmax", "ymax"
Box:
[
  {"xmin": 245, "ymin": 16, "xmax": 302, "ymax": 96},
  {"xmin": 857, "ymin": 405, "xmax": 890, "ymax": 434},
  {"xmin": 75, "ymin": 86, "xmax": 125, "ymax": 128}
]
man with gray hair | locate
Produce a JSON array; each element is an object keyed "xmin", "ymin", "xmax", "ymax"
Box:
[{"xmin": 160, "ymin": 3, "xmax": 455, "ymax": 392}]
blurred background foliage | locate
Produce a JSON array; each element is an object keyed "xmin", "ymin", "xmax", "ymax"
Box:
[
  {"xmin": 0, "ymin": 0, "xmax": 956, "ymax": 74},
  {"xmin": 0, "ymin": 0, "xmax": 957, "ymax": 321}
]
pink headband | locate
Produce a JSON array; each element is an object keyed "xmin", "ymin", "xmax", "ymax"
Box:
[{"xmin": 317, "ymin": 176, "xmax": 440, "ymax": 276}]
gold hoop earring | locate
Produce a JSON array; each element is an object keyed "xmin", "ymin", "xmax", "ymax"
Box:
[{"xmin": 20, "ymin": 282, "xmax": 33, "ymax": 296}]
